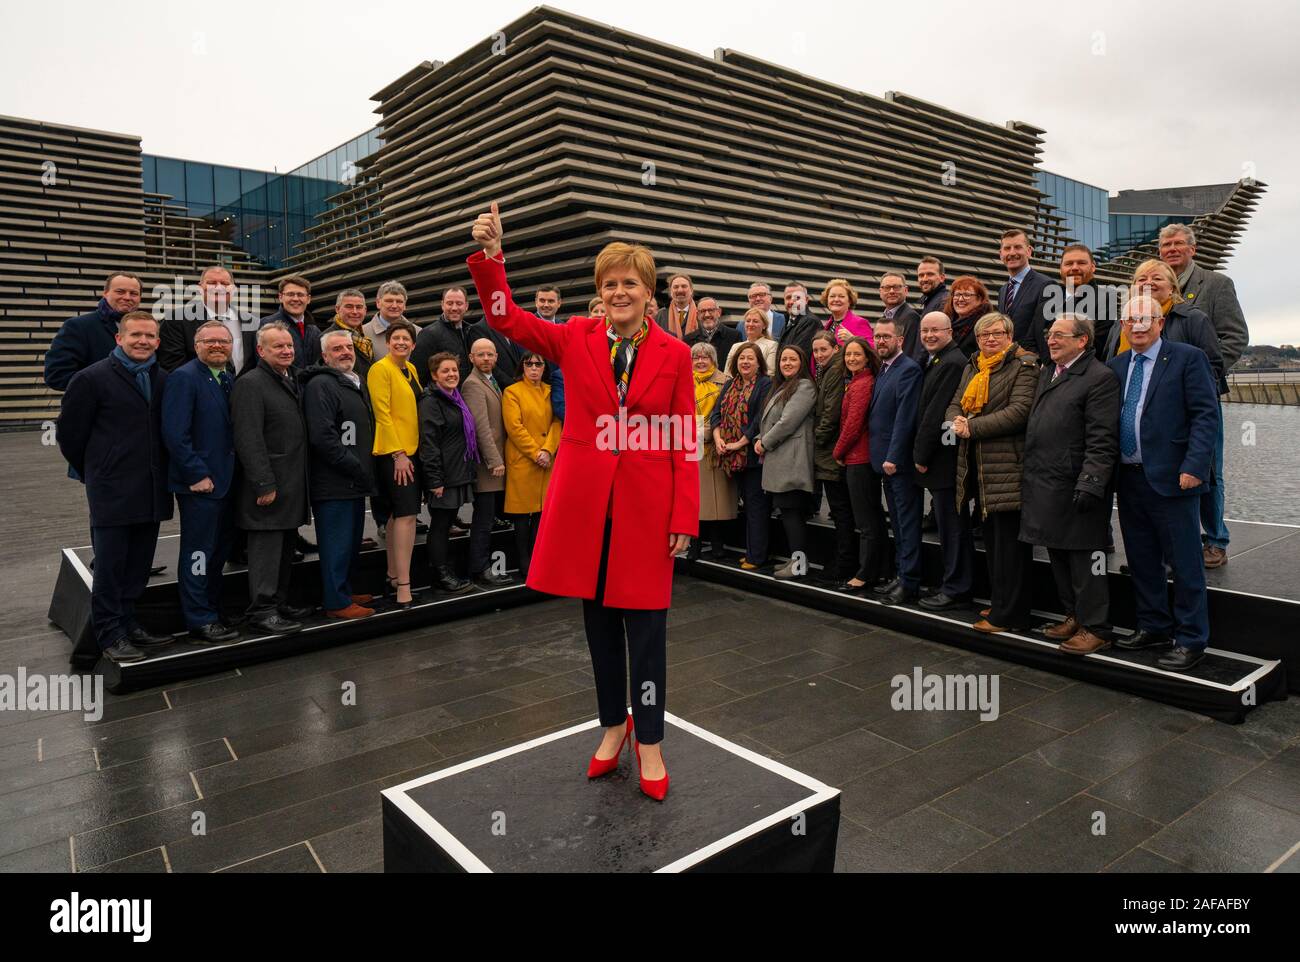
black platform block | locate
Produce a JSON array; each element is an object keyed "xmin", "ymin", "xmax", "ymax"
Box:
[
  {"xmin": 382, "ymin": 713, "xmax": 840, "ymax": 872},
  {"xmin": 686, "ymin": 555, "xmax": 1286, "ymax": 724}
]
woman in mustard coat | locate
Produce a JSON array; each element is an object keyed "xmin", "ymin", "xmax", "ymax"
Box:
[{"xmin": 501, "ymin": 350, "xmax": 562, "ymax": 576}]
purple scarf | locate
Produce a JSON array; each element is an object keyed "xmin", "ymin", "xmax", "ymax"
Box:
[{"xmin": 440, "ymin": 386, "xmax": 480, "ymax": 462}]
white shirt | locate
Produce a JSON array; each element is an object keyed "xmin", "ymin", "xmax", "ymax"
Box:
[
  {"xmin": 206, "ymin": 305, "xmax": 244, "ymax": 372},
  {"xmin": 1121, "ymin": 338, "xmax": 1163, "ymax": 465}
]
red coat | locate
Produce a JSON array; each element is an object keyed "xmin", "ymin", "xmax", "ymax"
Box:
[
  {"xmin": 833, "ymin": 371, "xmax": 874, "ymax": 465},
  {"xmin": 467, "ymin": 250, "xmax": 699, "ymax": 609}
]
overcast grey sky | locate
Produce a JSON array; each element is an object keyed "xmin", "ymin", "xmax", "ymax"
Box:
[{"xmin": 2, "ymin": 0, "xmax": 1294, "ymax": 342}]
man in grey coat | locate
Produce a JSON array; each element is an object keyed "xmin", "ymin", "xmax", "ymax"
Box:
[
  {"xmin": 1020, "ymin": 314, "xmax": 1120, "ymax": 655},
  {"xmin": 232, "ymin": 323, "xmax": 313, "ymax": 634},
  {"xmin": 1159, "ymin": 223, "xmax": 1247, "ymax": 569},
  {"xmin": 462, "ymin": 337, "xmax": 512, "ymax": 587}
]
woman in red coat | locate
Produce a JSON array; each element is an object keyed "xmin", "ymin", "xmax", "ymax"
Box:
[
  {"xmin": 833, "ymin": 337, "xmax": 885, "ymax": 594},
  {"xmin": 469, "ymin": 203, "xmax": 698, "ymax": 800}
]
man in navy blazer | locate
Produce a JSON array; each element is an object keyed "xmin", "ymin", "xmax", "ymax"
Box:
[
  {"xmin": 995, "ymin": 229, "xmax": 1053, "ymax": 345},
  {"xmin": 57, "ymin": 312, "xmax": 174, "ymax": 664},
  {"xmin": 161, "ymin": 321, "xmax": 241, "ymax": 645},
  {"xmin": 867, "ymin": 318, "xmax": 925, "ymax": 604},
  {"xmin": 260, "ymin": 274, "xmax": 322, "ymax": 371},
  {"xmin": 1107, "ymin": 294, "xmax": 1219, "ymax": 671}
]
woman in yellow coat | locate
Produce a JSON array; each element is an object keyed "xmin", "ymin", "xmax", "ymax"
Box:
[{"xmin": 501, "ymin": 350, "xmax": 561, "ymax": 576}]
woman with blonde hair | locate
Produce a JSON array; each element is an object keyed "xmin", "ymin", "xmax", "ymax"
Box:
[
  {"xmin": 724, "ymin": 307, "xmax": 779, "ymax": 376},
  {"xmin": 687, "ymin": 341, "xmax": 735, "ymax": 561},
  {"xmin": 819, "ymin": 278, "xmax": 875, "ymax": 346}
]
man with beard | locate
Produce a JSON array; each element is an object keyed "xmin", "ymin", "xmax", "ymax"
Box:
[
  {"xmin": 1030, "ymin": 244, "xmax": 1120, "ymax": 363},
  {"xmin": 684, "ymin": 296, "xmax": 741, "ymax": 355},
  {"xmin": 915, "ymin": 256, "xmax": 949, "ymax": 318}
]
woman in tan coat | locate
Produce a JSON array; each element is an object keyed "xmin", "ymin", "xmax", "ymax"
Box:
[
  {"xmin": 945, "ymin": 312, "xmax": 1040, "ymax": 634},
  {"xmin": 502, "ymin": 351, "xmax": 561, "ymax": 576},
  {"xmin": 688, "ymin": 341, "xmax": 735, "ymax": 560}
]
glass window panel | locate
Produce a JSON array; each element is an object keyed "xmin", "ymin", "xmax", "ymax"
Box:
[
  {"xmin": 241, "ymin": 169, "xmax": 267, "ymax": 196},
  {"xmin": 214, "ymin": 166, "xmax": 242, "ymax": 206},
  {"xmin": 156, "ymin": 157, "xmax": 185, "ymax": 202},
  {"xmin": 185, "ymin": 163, "xmax": 214, "ymax": 205},
  {"xmin": 264, "ymin": 175, "xmax": 284, "ymax": 214},
  {"xmin": 142, "ymin": 155, "xmax": 156, "ymax": 194}
]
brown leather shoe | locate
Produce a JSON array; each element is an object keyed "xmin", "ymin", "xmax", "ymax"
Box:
[
  {"xmin": 1203, "ymin": 546, "xmax": 1228, "ymax": 569},
  {"xmin": 351, "ymin": 593, "xmax": 375, "ymax": 605},
  {"xmin": 971, "ymin": 618, "xmax": 1006, "ymax": 634},
  {"xmin": 1060, "ymin": 627, "xmax": 1111, "ymax": 655},
  {"xmin": 327, "ymin": 604, "xmax": 375, "ymax": 620},
  {"xmin": 1044, "ymin": 616, "xmax": 1079, "ymax": 640}
]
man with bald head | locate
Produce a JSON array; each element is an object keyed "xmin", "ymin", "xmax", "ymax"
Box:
[
  {"xmin": 684, "ymin": 296, "xmax": 741, "ymax": 356},
  {"xmin": 461, "ymin": 337, "xmax": 512, "ymax": 586},
  {"xmin": 1106, "ymin": 294, "xmax": 1219, "ymax": 670}
]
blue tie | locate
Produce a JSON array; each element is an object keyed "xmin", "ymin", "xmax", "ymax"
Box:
[
  {"xmin": 1004, "ymin": 279, "xmax": 1019, "ymax": 311},
  {"xmin": 1120, "ymin": 353, "xmax": 1147, "ymax": 458}
]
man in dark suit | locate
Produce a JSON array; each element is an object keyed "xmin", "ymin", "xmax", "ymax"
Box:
[
  {"xmin": 412, "ymin": 287, "xmax": 475, "ymax": 382},
  {"xmin": 232, "ymin": 323, "xmax": 314, "ymax": 635},
  {"xmin": 44, "ymin": 271, "xmax": 143, "ymax": 392},
  {"xmin": 867, "ymin": 318, "xmax": 924, "ymax": 604},
  {"xmin": 160, "ymin": 321, "xmax": 241, "ymax": 645},
  {"xmin": 158, "ymin": 266, "xmax": 258, "ymax": 376},
  {"xmin": 685, "ymin": 297, "xmax": 741, "ymax": 357},
  {"xmin": 747, "ymin": 282, "xmax": 786, "ymax": 340},
  {"xmin": 56, "ymin": 311, "xmax": 174, "ymax": 664},
  {"xmin": 778, "ymin": 283, "xmax": 820, "ymax": 360},
  {"xmin": 1029, "ymin": 245, "xmax": 1122, "ymax": 363},
  {"xmin": 879, "ymin": 272, "xmax": 923, "ymax": 363},
  {"xmin": 259, "ymin": 274, "xmax": 322, "ymax": 371},
  {"xmin": 995, "ymin": 229, "xmax": 1053, "ymax": 345},
  {"xmin": 1106, "ymin": 294, "xmax": 1219, "ymax": 671},
  {"xmin": 1159, "ymin": 223, "xmax": 1248, "ymax": 570},
  {"xmin": 912, "ymin": 312, "xmax": 972, "ymax": 610},
  {"xmin": 1021, "ymin": 314, "xmax": 1120, "ymax": 654},
  {"xmin": 915, "ymin": 256, "xmax": 950, "ymax": 318}
]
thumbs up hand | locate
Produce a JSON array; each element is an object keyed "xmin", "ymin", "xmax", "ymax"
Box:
[{"xmin": 472, "ymin": 201, "xmax": 503, "ymax": 257}]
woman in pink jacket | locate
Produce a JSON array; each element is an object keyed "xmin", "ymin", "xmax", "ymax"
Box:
[{"xmin": 819, "ymin": 278, "xmax": 876, "ymax": 348}]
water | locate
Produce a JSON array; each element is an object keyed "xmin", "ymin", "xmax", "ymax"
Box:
[{"xmin": 1222, "ymin": 403, "xmax": 1300, "ymax": 525}]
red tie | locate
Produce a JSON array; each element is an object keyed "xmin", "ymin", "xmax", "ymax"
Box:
[{"xmin": 296, "ymin": 320, "xmax": 305, "ymax": 342}]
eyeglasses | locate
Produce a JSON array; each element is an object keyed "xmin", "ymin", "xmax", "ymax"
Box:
[
  {"xmin": 951, "ymin": 292, "xmax": 977, "ymax": 300},
  {"xmin": 196, "ymin": 338, "xmax": 233, "ymax": 346},
  {"xmin": 976, "ymin": 331, "xmax": 1009, "ymax": 340},
  {"xmin": 1122, "ymin": 316, "xmax": 1161, "ymax": 326},
  {"xmin": 879, "ymin": 284, "xmax": 906, "ymax": 292},
  {"xmin": 1045, "ymin": 332, "xmax": 1083, "ymax": 341},
  {"xmin": 523, "ymin": 360, "xmax": 544, "ymax": 367}
]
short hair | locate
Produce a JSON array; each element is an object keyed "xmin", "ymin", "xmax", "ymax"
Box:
[
  {"xmin": 1060, "ymin": 244, "xmax": 1094, "ymax": 263},
  {"xmin": 335, "ymin": 288, "xmax": 366, "ymax": 308},
  {"xmin": 278, "ymin": 275, "xmax": 311, "ymax": 294},
  {"xmin": 516, "ymin": 350, "xmax": 546, "ymax": 378},
  {"xmin": 195, "ymin": 319, "xmax": 233, "ymax": 342},
  {"xmin": 1159, "ymin": 223, "xmax": 1197, "ymax": 248},
  {"xmin": 441, "ymin": 286, "xmax": 467, "ymax": 301},
  {"xmin": 320, "ymin": 328, "xmax": 355, "ymax": 349},
  {"xmin": 535, "ymin": 285, "xmax": 561, "ymax": 298},
  {"xmin": 741, "ymin": 307, "xmax": 770, "ymax": 337},
  {"xmin": 747, "ymin": 281, "xmax": 771, "ymax": 295},
  {"xmin": 727, "ymin": 341, "xmax": 768, "ymax": 377},
  {"xmin": 819, "ymin": 278, "xmax": 858, "ymax": 310},
  {"xmin": 199, "ymin": 265, "xmax": 233, "ymax": 284},
  {"xmin": 1132, "ymin": 258, "xmax": 1185, "ymax": 303},
  {"xmin": 1000, "ymin": 228, "xmax": 1031, "ymax": 245},
  {"xmin": 784, "ymin": 282, "xmax": 808, "ymax": 294},
  {"xmin": 376, "ymin": 280, "xmax": 408, "ymax": 300},
  {"xmin": 973, "ymin": 312, "xmax": 1014, "ymax": 338},
  {"xmin": 873, "ymin": 316, "xmax": 900, "ymax": 334},
  {"xmin": 382, "ymin": 319, "xmax": 418, "ymax": 342},
  {"xmin": 697, "ymin": 296, "xmax": 720, "ymax": 310},
  {"xmin": 918, "ymin": 256, "xmax": 944, "ymax": 274},
  {"xmin": 258, "ymin": 321, "xmax": 292, "ymax": 345},
  {"xmin": 118, "ymin": 310, "xmax": 158, "ymax": 332},
  {"xmin": 665, "ymin": 273, "xmax": 693, "ymax": 289},
  {"xmin": 690, "ymin": 341, "xmax": 718, "ymax": 365},
  {"xmin": 1122, "ymin": 294, "xmax": 1165, "ymax": 318},
  {"xmin": 879, "ymin": 272, "xmax": 907, "ymax": 286},
  {"xmin": 595, "ymin": 242, "xmax": 656, "ymax": 294},
  {"xmin": 427, "ymin": 350, "xmax": 461, "ymax": 377},
  {"xmin": 1055, "ymin": 313, "xmax": 1095, "ymax": 345},
  {"xmin": 104, "ymin": 271, "xmax": 142, "ymax": 292}
]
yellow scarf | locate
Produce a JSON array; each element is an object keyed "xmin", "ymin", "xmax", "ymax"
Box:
[
  {"xmin": 694, "ymin": 365, "xmax": 722, "ymax": 417},
  {"xmin": 960, "ymin": 346, "xmax": 1011, "ymax": 414},
  {"xmin": 1119, "ymin": 297, "xmax": 1172, "ymax": 355},
  {"xmin": 333, "ymin": 316, "xmax": 373, "ymax": 360}
]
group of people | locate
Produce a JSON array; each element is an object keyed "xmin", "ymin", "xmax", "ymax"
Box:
[
  {"xmin": 48, "ymin": 271, "xmax": 566, "ymax": 664},
  {"xmin": 684, "ymin": 226, "xmax": 1245, "ymax": 673}
]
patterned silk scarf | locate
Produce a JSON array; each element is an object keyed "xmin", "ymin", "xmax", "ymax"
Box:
[
  {"xmin": 333, "ymin": 316, "xmax": 373, "ymax": 360},
  {"xmin": 717, "ymin": 377, "xmax": 756, "ymax": 477},
  {"xmin": 607, "ymin": 317, "xmax": 650, "ymax": 406}
]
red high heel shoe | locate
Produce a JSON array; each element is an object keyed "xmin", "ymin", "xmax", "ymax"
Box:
[
  {"xmin": 586, "ymin": 715, "xmax": 633, "ymax": 778},
  {"xmin": 634, "ymin": 738, "xmax": 670, "ymax": 801}
]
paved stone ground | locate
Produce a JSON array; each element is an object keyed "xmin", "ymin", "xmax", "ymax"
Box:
[{"xmin": 0, "ymin": 431, "xmax": 1296, "ymax": 873}]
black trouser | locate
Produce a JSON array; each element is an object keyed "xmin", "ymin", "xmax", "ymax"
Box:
[
  {"xmin": 738, "ymin": 466, "xmax": 770, "ymax": 565},
  {"xmin": 772, "ymin": 490, "xmax": 810, "ymax": 561},
  {"xmin": 582, "ymin": 521, "xmax": 667, "ymax": 744},
  {"xmin": 90, "ymin": 522, "xmax": 160, "ymax": 650},
  {"xmin": 930, "ymin": 486, "xmax": 973, "ymax": 597},
  {"xmin": 1048, "ymin": 547, "xmax": 1109, "ymax": 631},
  {"xmin": 701, "ymin": 520, "xmax": 729, "ymax": 557},
  {"xmin": 245, "ymin": 529, "xmax": 295, "ymax": 618},
  {"xmin": 821, "ymin": 478, "xmax": 858, "ymax": 580},
  {"xmin": 845, "ymin": 463, "xmax": 887, "ymax": 582},
  {"xmin": 468, "ymin": 490, "xmax": 501, "ymax": 575},
  {"xmin": 512, "ymin": 512, "xmax": 541, "ymax": 576},
  {"xmin": 426, "ymin": 507, "xmax": 456, "ymax": 571},
  {"xmin": 980, "ymin": 509, "xmax": 1033, "ymax": 627}
]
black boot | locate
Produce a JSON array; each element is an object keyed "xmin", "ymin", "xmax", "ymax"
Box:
[{"xmin": 436, "ymin": 565, "xmax": 472, "ymax": 594}]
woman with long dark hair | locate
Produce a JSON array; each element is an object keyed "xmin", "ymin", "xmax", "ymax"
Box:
[
  {"xmin": 809, "ymin": 331, "xmax": 855, "ymax": 581},
  {"xmin": 710, "ymin": 342, "xmax": 772, "ymax": 570},
  {"xmin": 468, "ymin": 203, "xmax": 697, "ymax": 801},
  {"xmin": 834, "ymin": 336, "xmax": 886, "ymax": 592},
  {"xmin": 755, "ymin": 345, "xmax": 817, "ymax": 580}
]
